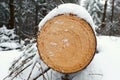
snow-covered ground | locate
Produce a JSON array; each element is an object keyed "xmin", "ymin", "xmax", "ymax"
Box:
[
  {"xmin": 97, "ymin": 36, "xmax": 120, "ymax": 80},
  {"xmin": 0, "ymin": 50, "xmax": 22, "ymax": 80},
  {"xmin": 0, "ymin": 36, "xmax": 120, "ymax": 80}
]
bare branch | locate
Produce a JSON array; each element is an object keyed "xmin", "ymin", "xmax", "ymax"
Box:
[
  {"xmin": 33, "ymin": 67, "xmax": 50, "ymax": 80},
  {"xmin": 27, "ymin": 61, "xmax": 37, "ymax": 80},
  {"xmin": 3, "ymin": 62, "xmax": 32, "ymax": 80},
  {"xmin": 11, "ymin": 62, "xmax": 32, "ymax": 80}
]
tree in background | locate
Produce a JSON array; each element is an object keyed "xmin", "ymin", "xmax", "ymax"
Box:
[
  {"xmin": 0, "ymin": 0, "xmax": 78, "ymax": 39},
  {"xmin": 96, "ymin": 0, "xmax": 108, "ymax": 35},
  {"xmin": 79, "ymin": 0, "xmax": 103, "ymax": 25},
  {"xmin": 0, "ymin": 1, "xmax": 9, "ymax": 27},
  {"xmin": 97, "ymin": 0, "xmax": 120, "ymax": 36},
  {"xmin": 80, "ymin": 0, "xmax": 120, "ymax": 36},
  {"xmin": 9, "ymin": 0, "xmax": 15, "ymax": 29},
  {"xmin": 106, "ymin": 0, "xmax": 120, "ymax": 36}
]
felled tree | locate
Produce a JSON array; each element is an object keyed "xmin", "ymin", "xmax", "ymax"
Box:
[{"xmin": 4, "ymin": 3, "xmax": 102, "ymax": 80}]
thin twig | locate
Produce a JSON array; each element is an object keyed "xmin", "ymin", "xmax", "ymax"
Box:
[
  {"xmin": 27, "ymin": 61, "xmax": 37, "ymax": 80},
  {"xmin": 9, "ymin": 55, "xmax": 23, "ymax": 70},
  {"xmin": 11, "ymin": 62, "xmax": 32, "ymax": 80},
  {"xmin": 9, "ymin": 53, "xmax": 36, "ymax": 76},
  {"xmin": 3, "ymin": 62, "xmax": 32, "ymax": 80},
  {"xmin": 40, "ymin": 63, "xmax": 47, "ymax": 80},
  {"xmin": 89, "ymin": 73, "xmax": 103, "ymax": 76},
  {"xmin": 33, "ymin": 67, "xmax": 50, "ymax": 80}
]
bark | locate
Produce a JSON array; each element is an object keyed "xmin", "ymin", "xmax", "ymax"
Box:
[{"xmin": 9, "ymin": 0, "xmax": 14, "ymax": 29}]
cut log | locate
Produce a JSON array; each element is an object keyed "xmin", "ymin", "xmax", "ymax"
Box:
[{"xmin": 37, "ymin": 14, "xmax": 96, "ymax": 73}]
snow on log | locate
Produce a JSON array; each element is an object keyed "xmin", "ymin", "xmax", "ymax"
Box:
[{"xmin": 37, "ymin": 3, "xmax": 97, "ymax": 73}]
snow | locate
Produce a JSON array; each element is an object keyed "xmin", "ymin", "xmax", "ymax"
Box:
[
  {"xmin": 0, "ymin": 26, "xmax": 14, "ymax": 36},
  {"xmin": 0, "ymin": 42, "xmax": 21, "ymax": 50},
  {"xmin": 62, "ymin": 38, "xmax": 68, "ymax": 43},
  {"xmin": 50, "ymin": 42, "xmax": 58, "ymax": 46},
  {"xmin": 1, "ymin": 36, "xmax": 120, "ymax": 80},
  {"xmin": 38, "ymin": 3, "xmax": 96, "ymax": 34},
  {"xmin": 48, "ymin": 51, "xmax": 54, "ymax": 57},
  {"xmin": 54, "ymin": 21, "xmax": 64, "ymax": 25},
  {"xmin": 64, "ymin": 29, "xmax": 68, "ymax": 32},
  {"xmin": 62, "ymin": 38, "xmax": 69, "ymax": 47},
  {"xmin": 97, "ymin": 36, "xmax": 120, "ymax": 80},
  {"xmin": 0, "ymin": 50, "xmax": 22, "ymax": 80},
  {"xmin": 0, "ymin": 26, "xmax": 22, "ymax": 51}
]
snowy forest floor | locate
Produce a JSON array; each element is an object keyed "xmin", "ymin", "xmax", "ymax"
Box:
[{"xmin": 0, "ymin": 36, "xmax": 120, "ymax": 80}]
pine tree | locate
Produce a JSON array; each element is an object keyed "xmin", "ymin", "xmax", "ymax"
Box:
[
  {"xmin": 79, "ymin": 0, "xmax": 104, "ymax": 25},
  {"xmin": 0, "ymin": 1, "xmax": 9, "ymax": 27}
]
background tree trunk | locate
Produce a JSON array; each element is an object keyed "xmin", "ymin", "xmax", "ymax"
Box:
[
  {"xmin": 9, "ymin": 0, "xmax": 14, "ymax": 29},
  {"xmin": 96, "ymin": 0, "xmax": 108, "ymax": 34},
  {"xmin": 101, "ymin": 0, "xmax": 108, "ymax": 28},
  {"xmin": 111, "ymin": 0, "xmax": 115, "ymax": 22},
  {"xmin": 35, "ymin": 5, "xmax": 38, "ymax": 26}
]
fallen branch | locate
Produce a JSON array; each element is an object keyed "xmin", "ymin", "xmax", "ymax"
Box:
[
  {"xmin": 33, "ymin": 67, "xmax": 50, "ymax": 80},
  {"xmin": 3, "ymin": 62, "xmax": 32, "ymax": 80},
  {"xmin": 8, "ymin": 53, "xmax": 36, "ymax": 77},
  {"xmin": 11, "ymin": 62, "xmax": 33, "ymax": 80},
  {"xmin": 27, "ymin": 61, "xmax": 37, "ymax": 80}
]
